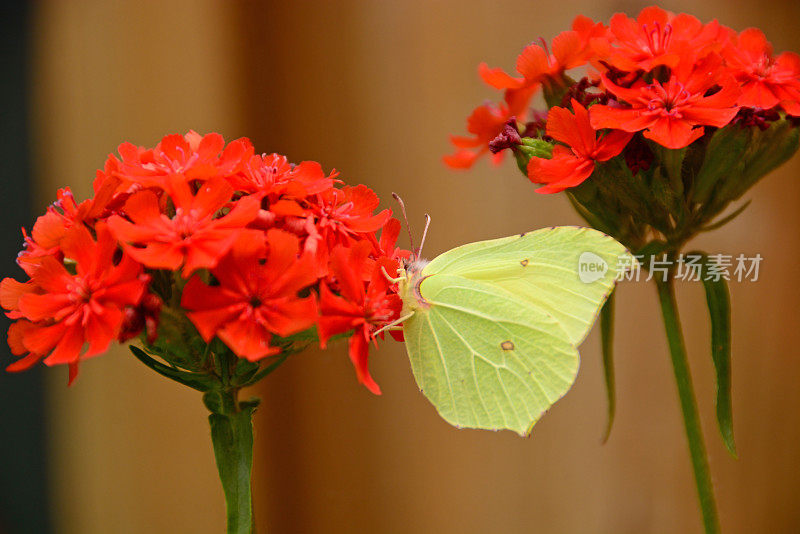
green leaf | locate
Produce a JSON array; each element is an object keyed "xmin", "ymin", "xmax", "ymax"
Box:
[
  {"xmin": 129, "ymin": 345, "xmax": 217, "ymax": 392},
  {"xmin": 599, "ymin": 292, "xmax": 616, "ymax": 443},
  {"xmin": 238, "ymin": 352, "xmax": 291, "ymax": 388},
  {"xmin": 692, "ymin": 251, "xmax": 736, "ymax": 457},
  {"xmin": 205, "ymin": 391, "xmax": 256, "ymax": 534},
  {"xmin": 271, "ymin": 325, "xmax": 319, "ymax": 350},
  {"xmin": 700, "ymin": 200, "xmax": 751, "ymax": 232}
]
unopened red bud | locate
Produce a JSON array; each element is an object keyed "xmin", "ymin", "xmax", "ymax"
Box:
[{"xmin": 488, "ymin": 119, "xmax": 522, "ymax": 154}]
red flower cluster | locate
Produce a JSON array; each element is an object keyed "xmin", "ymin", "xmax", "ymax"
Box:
[
  {"xmin": 3, "ymin": 132, "xmax": 407, "ymax": 392},
  {"xmin": 446, "ymin": 6, "xmax": 800, "ymax": 193}
]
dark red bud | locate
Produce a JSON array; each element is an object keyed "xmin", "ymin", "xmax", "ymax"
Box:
[{"xmin": 488, "ymin": 119, "xmax": 522, "ymax": 154}]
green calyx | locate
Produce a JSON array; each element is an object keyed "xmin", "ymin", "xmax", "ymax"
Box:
[
  {"xmin": 129, "ymin": 310, "xmax": 320, "ymax": 394},
  {"xmin": 542, "ymin": 73, "xmax": 576, "ymax": 109},
  {"xmin": 697, "ymin": 118, "xmax": 799, "ymax": 214},
  {"xmin": 559, "ymin": 119, "xmax": 800, "ymax": 253},
  {"xmin": 513, "ymin": 138, "xmax": 553, "ymax": 174}
]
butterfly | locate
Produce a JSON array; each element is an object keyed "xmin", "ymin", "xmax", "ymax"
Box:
[{"xmin": 386, "ymin": 209, "xmax": 632, "ymax": 436}]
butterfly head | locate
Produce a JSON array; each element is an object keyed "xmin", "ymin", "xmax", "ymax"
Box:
[
  {"xmin": 403, "ymin": 257, "xmax": 429, "ymax": 277},
  {"xmin": 397, "ymin": 257, "xmax": 432, "ymax": 315},
  {"xmin": 391, "ymin": 192, "xmax": 434, "ymax": 312}
]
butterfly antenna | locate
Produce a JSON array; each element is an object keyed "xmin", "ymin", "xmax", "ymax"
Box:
[
  {"xmin": 392, "ymin": 192, "xmax": 415, "ymax": 258},
  {"xmin": 417, "ymin": 214, "xmax": 431, "ymax": 258}
]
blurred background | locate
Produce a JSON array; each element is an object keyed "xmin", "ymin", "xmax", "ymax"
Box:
[{"xmin": 2, "ymin": 0, "xmax": 800, "ymax": 532}]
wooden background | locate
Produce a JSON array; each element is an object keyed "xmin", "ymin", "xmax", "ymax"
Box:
[{"xmin": 29, "ymin": 1, "xmax": 800, "ymax": 532}]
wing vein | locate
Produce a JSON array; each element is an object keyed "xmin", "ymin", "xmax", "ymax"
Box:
[
  {"xmin": 436, "ymin": 308, "xmax": 549, "ymax": 428},
  {"xmin": 435, "ymin": 312, "xmax": 498, "ymax": 424},
  {"xmin": 426, "ymin": 312, "xmax": 458, "ymax": 419}
]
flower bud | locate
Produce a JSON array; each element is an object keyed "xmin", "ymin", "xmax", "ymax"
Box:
[{"xmin": 513, "ymin": 138, "xmax": 553, "ymax": 174}]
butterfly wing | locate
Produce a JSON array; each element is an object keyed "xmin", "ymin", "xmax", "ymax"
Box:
[
  {"xmin": 421, "ymin": 226, "xmax": 631, "ymax": 346},
  {"xmin": 404, "ymin": 274, "xmax": 578, "ymax": 436}
]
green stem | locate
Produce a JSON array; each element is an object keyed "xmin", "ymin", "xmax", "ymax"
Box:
[
  {"xmin": 655, "ymin": 274, "xmax": 720, "ymax": 534},
  {"xmin": 599, "ymin": 292, "xmax": 616, "ymax": 443},
  {"xmin": 204, "ymin": 389, "xmax": 257, "ymax": 534}
]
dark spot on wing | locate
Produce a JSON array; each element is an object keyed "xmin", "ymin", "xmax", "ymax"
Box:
[
  {"xmin": 520, "ymin": 258, "xmax": 529, "ymax": 267},
  {"xmin": 501, "ymin": 340, "xmax": 514, "ymax": 351},
  {"xmin": 519, "ymin": 232, "xmax": 526, "ymax": 237}
]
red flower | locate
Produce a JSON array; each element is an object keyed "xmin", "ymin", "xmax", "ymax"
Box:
[
  {"xmin": 446, "ymin": 16, "xmax": 605, "ymax": 170},
  {"xmin": 181, "ymin": 230, "xmax": 318, "ymax": 361},
  {"xmin": 0, "ymin": 278, "xmax": 37, "ymax": 320},
  {"xmin": 571, "ymin": 14, "xmax": 609, "ymax": 63},
  {"xmin": 589, "ymin": 64, "xmax": 741, "ymax": 149},
  {"xmin": 598, "ymin": 6, "xmax": 726, "ymax": 73},
  {"xmin": 17, "ymin": 181, "xmax": 120, "ymax": 275},
  {"xmin": 444, "ymin": 87, "xmax": 534, "ymax": 169},
  {"xmin": 374, "ymin": 218, "xmax": 411, "ymax": 263},
  {"xmin": 2, "ymin": 224, "xmax": 146, "ymax": 383},
  {"xmin": 115, "ymin": 131, "xmax": 252, "ymax": 190},
  {"xmin": 108, "ymin": 177, "xmax": 261, "ymax": 276},
  {"xmin": 723, "ymin": 28, "xmax": 800, "ymax": 115},
  {"xmin": 479, "ymin": 17, "xmax": 605, "ymax": 91},
  {"xmin": 310, "ymin": 185, "xmax": 392, "ymax": 247},
  {"xmin": 318, "ymin": 243, "xmax": 402, "ymax": 395},
  {"xmin": 4, "ymin": 131, "xmax": 406, "ymax": 394},
  {"xmin": 1, "ymin": 280, "xmax": 42, "ymax": 372},
  {"xmin": 230, "ymin": 154, "xmax": 335, "ymax": 197},
  {"xmin": 527, "ymin": 100, "xmax": 632, "ymax": 193}
]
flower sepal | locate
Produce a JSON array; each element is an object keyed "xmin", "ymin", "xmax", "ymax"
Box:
[
  {"xmin": 554, "ymin": 116, "xmax": 799, "ymax": 253},
  {"xmin": 648, "ymin": 164, "xmax": 689, "ymax": 230},
  {"xmin": 598, "ymin": 157, "xmax": 664, "ymax": 223},
  {"xmin": 513, "ymin": 137, "xmax": 554, "ymax": 174},
  {"xmin": 142, "ymin": 304, "xmax": 209, "ymax": 373},
  {"xmin": 712, "ymin": 119, "xmax": 799, "ymax": 207},
  {"xmin": 690, "ymin": 126, "xmax": 750, "ymax": 205},
  {"xmin": 542, "ymin": 73, "xmax": 576, "ymax": 108},
  {"xmin": 571, "ymin": 157, "xmax": 667, "ymax": 249}
]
